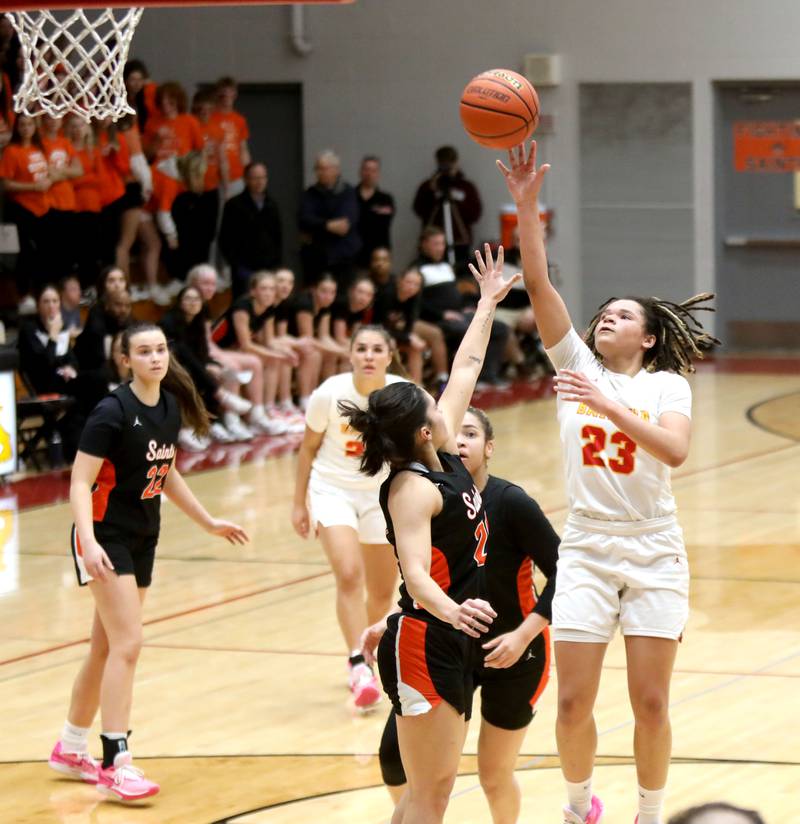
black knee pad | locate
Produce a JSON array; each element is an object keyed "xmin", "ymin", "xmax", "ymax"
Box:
[{"xmin": 378, "ymin": 710, "xmax": 407, "ymax": 787}]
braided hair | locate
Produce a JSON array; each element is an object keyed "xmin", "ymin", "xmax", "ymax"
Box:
[{"xmin": 584, "ymin": 293, "xmax": 720, "ymax": 375}]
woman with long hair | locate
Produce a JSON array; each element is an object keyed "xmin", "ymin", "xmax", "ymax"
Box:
[
  {"xmin": 210, "ymin": 270, "xmax": 292, "ymax": 436},
  {"xmin": 371, "ymin": 406, "xmax": 559, "ymax": 824},
  {"xmin": 48, "ymin": 321, "xmax": 247, "ymax": 801},
  {"xmin": 339, "ymin": 246, "xmax": 519, "ymax": 823},
  {"xmin": 291, "ymin": 325, "xmax": 403, "ymax": 710},
  {"xmin": 498, "ymin": 141, "xmax": 718, "ymax": 824},
  {"xmin": 159, "ymin": 284, "xmax": 252, "ymax": 447}
]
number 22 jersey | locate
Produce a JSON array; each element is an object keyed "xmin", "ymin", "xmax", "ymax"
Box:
[
  {"xmin": 76, "ymin": 384, "xmax": 181, "ymax": 537},
  {"xmin": 546, "ymin": 327, "xmax": 692, "ymax": 522}
]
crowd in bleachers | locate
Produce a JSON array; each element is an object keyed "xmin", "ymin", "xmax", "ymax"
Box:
[{"xmin": 0, "ymin": 44, "xmax": 551, "ymax": 466}]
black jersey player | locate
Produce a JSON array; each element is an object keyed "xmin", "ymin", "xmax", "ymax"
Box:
[
  {"xmin": 48, "ymin": 322, "xmax": 248, "ymax": 802},
  {"xmin": 371, "ymin": 407, "xmax": 559, "ymax": 824},
  {"xmin": 340, "ymin": 245, "xmax": 520, "ymax": 824}
]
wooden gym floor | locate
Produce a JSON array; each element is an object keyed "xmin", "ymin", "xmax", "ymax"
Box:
[{"xmin": 0, "ymin": 364, "xmax": 798, "ymax": 823}]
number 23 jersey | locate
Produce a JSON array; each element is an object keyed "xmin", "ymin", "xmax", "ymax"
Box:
[
  {"xmin": 305, "ymin": 372, "xmax": 406, "ymax": 491},
  {"xmin": 77, "ymin": 384, "xmax": 181, "ymax": 536},
  {"xmin": 546, "ymin": 327, "xmax": 691, "ymax": 522}
]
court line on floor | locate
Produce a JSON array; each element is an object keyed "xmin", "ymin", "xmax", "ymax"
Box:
[
  {"xmin": 0, "ymin": 569, "xmax": 332, "ymax": 668},
  {"xmin": 445, "ymin": 644, "xmax": 800, "ymax": 811}
]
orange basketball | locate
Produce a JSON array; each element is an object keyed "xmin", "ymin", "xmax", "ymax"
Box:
[{"xmin": 459, "ymin": 69, "xmax": 539, "ymax": 149}]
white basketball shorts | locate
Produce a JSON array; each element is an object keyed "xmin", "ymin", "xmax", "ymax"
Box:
[
  {"xmin": 552, "ymin": 513, "xmax": 689, "ymax": 643},
  {"xmin": 307, "ymin": 476, "xmax": 389, "ymax": 545}
]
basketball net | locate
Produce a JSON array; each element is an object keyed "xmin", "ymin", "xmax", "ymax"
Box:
[{"xmin": 5, "ymin": 7, "xmax": 144, "ymax": 122}]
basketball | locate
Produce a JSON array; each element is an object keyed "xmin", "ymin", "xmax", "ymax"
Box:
[{"xmin": 459, "ymin": 68, "xmax": 539, "ymax": 149}]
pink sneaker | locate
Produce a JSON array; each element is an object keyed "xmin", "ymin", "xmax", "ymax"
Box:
[
  {"xmin": 48, "ymin": 741, "xmax": 99, "ymax": 783},
  {"xmin": 96, "ymin": 752, "xmax": 160, "ymax": 801},
  {"xmin": 349, "ymin": 663, "xmax": 382, "ymax": 711},
  {"xmin": 563, "ymin": 795, "xmax": 604, "ymax": 824}
]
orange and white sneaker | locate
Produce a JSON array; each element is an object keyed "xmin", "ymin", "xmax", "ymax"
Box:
[
  {"xmin": 348, "ymin": 662, "xmax": 382, "ymax": 711},
  {"xmin": 48, "ymin": 741, "xmax": 99, "ymax": 783},
  {"xmin": 96, "ymin": 752, "xmax": 160, "ymax": 802}
]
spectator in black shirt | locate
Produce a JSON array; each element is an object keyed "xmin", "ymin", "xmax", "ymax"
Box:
[
  {"xmin": 273, "ymin": 267, "xmax": 321, "ymax": 412},
  {"xmin": 74, "ymin": 289, "xmax": 133, "ymax": 372},
  {"xmin": 219, "ymin": 162, "xmax": 283, "ymax": 298},
  {"xmin": 413, "ymin": 145, "xmax": 482, "ymax": 272},
  {"xmin": 356, "ymin": 155, "xmax": 395, "ymax": 267},
  {"xmin": 372, "ymin": 266, "xmax": 447, "ymax": 387},
  {"xmin": 367, "ymin": 246, "xmax": 394, "ymax": 293},
  {"xmin": 331, "ymin": 275, "xmax": 376, "ymax": 351},
  {"xmin": 17, "ymin": 285, "xmax": 107, "ymax": 459},
  {"xmin": 289, "ymin": 273, "xmax": 344, "ymax": 381},
  {"xmin": 416, "ymin": 227, "xmax": 509, "ymax": 387},
  {"xmin": 298, "ymin": 149, "xmax": 361, "ymax": 288}
]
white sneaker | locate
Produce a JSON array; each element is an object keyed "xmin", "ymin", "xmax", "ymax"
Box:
[
  {"xmin": 165, "ymin": 278, "xmax": 184, "ymax": 297},
  {"xmin": 236, "ymin": 370, "xmax": 253, "ymax": 385},
  {"xmin": 250, "ymin": 411, "xmax": 289, "ymax": 436},
  {"xmin": 130, "ymin": 284, "xmax": 151, "ymax": 302},
  {"xmin": 150, "ymin": 284, "xmax": 172, "ymax": 306},
  {"xmin": 219, "ymin": 390, "xmax": 253, "ymax": 415},
  {"xmin": 209, "ymin": 421, "xmax": 236, "ymax": 443},
  {"xmin": 18, "ymin": 295, "xmax": 37, "ymax": 315},
  {"xmin": 223, "ymin": 412, "xmax": 255, "ymax": 441},
  {"xmin": 178, "ymin": 428, "xmax": 210, "ymax": 452}
]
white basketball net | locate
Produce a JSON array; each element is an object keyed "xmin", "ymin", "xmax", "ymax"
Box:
[{"xmin": 5, "ymin": 7, "xmax": 144, "ymax": 122}]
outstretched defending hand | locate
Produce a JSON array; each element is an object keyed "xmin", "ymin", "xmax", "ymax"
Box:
[
  {"xmin": 496, "ymin": 141, "xmax": 550, "ymax": 207},
  {"xmin": 468, "ymin": 243, "xmax": 522, "ymax": 305},
  {"xmin": 207, "ymin": 519, "xmax": 249, "ymax": 545}
]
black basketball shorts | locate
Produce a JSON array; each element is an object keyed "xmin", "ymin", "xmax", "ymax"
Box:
[
  {"xmin": 71, "ymin": 523, "xmax": 157, "ymax": 588},
  {"xmin": 378, "ymin": 612, "xmax": 476, "ymax": 720},
  {"xmin": 474, "ymin": 626, "xmax": 551, "ymax": 730}
]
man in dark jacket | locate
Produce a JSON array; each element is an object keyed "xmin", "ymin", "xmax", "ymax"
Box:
[
  {"xmin": 413, "ymin": 145, "xmax": 482, "ymax": 274},
  {"xmin": 219, "ymin": 161, "xmax": 283, "ymax": 297},
  {"xmin": 298, "ymin": 149, "xmax": 361, "ymax": 288}
]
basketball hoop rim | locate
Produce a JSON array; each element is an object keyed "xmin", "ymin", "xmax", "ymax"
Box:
[{"xmin": 3, "ymin": 0, "xmax": 353, "ymax": 9}]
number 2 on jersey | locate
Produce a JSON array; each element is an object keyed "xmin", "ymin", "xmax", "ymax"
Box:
[
  {"xmin": 473, "ymin": 515, "xmax": 489, "ymax": 566},
  {"xmin": 141, "ymin": 463, "xmax": 170, "ymax": 499},
  {"xmin": 581, "ymin": 425, "xmax": 637, "ymax": 475}
]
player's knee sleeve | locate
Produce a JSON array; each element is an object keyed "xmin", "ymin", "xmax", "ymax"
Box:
[{"xmin": 378, "ymin": 710, "xmax": 407, "ymax": 787}]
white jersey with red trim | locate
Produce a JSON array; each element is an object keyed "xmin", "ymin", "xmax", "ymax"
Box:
[
  {"xmin": 306, "ymin": 372, "xmax": 406, "ymax": 491},
  {"xmin": 546, "ymin": 328, "xmax": 692, "ymax": 522}
]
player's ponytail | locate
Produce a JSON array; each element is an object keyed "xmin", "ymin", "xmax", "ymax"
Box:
[
  {"xmin": 122, "ymin": 322, "xmax": 211, "ymax": 436},
  {"xmin": 338, "ymin": 381, "xmax": 429, "ymax": 476}
]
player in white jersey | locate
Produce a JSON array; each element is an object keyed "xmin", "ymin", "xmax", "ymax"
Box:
[
  {"xmin": 292, "ymin": 325, "xmax": 404, "ymax": 710},
  {"xmin": 498, "ymin": 142, "xmax": 718, "ymax": 824}
]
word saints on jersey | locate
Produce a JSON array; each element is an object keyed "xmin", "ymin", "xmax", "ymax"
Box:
[{"xmin": 146, "ymin": 441, "xmax": 177, "ymax": 462}]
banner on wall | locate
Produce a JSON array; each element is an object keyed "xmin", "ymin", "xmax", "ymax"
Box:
[{"xmin": 734, "ymin": 120, "xmax": 800, "ymax": 172}]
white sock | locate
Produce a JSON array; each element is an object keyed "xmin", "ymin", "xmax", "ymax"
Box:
[
  {"xmin": 436, "ymin": 371, "xmax": 449, "ymax": 382},
  {"xmin": 637, "ymin": 785, "xmax": 666, "ymax": 824},
  {"xmin": 565, "ymin": 777, "xmax": 593, "ymax": 818},
  {"xmin": 61, "ymin": 720, "xmax": 90, "ymax": 754},
  {"xmin": 298, "ymin": 396, "xmax": 309, "ymax": 411}
]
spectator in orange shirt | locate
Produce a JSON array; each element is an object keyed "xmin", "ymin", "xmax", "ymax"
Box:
[
  {"xmin": 0, "ymin": 113, "xmax": 52, "ymax": 303},
  {"xmin": 143, "ymin": 81, "xmax": 204, "ymax": 302},
  {"xmin": 95, "ymin": 119, "xmax": 134, "ymax": 272},
  {"xmin": 211, "ymin": 76, "xmax": 251, "ymax": 200},
  {"xmin": 39, "ymin": 114, "xmax": 83, "ymax": 279},
  {"xmin": 65, "ymin": 115, "xmax": 105, "ymax": 287}
]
